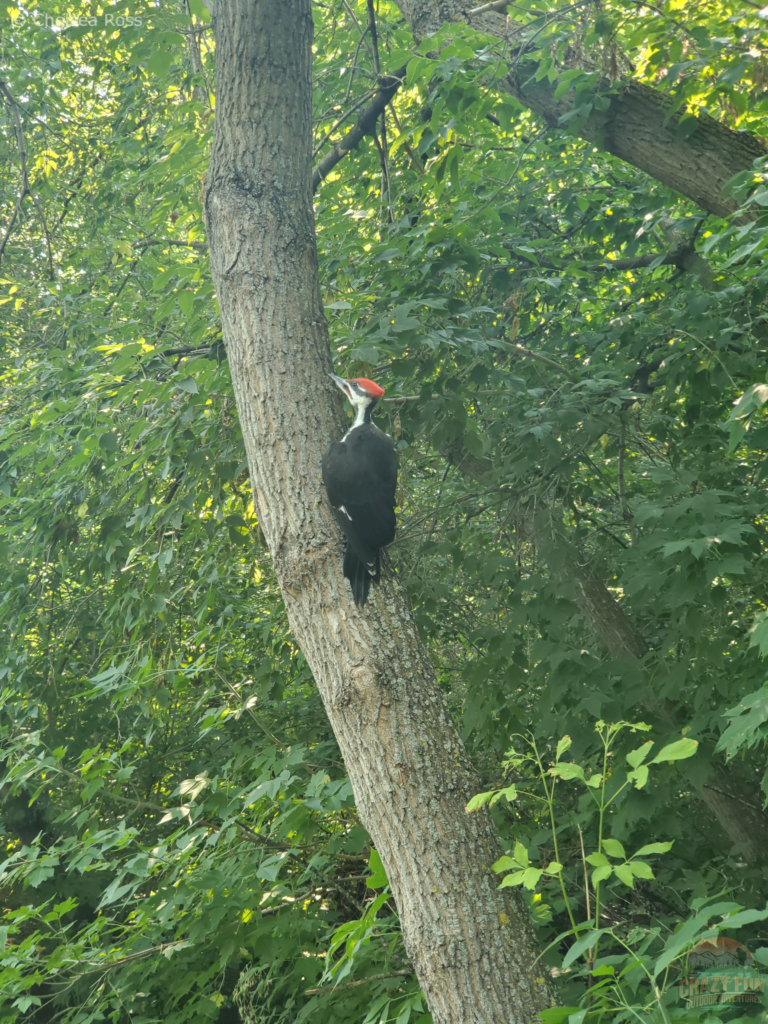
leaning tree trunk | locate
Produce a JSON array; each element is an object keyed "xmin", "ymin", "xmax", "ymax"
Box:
[
  {"xmin": 444, "ymin": 435, "xmax": 768, "ymax": 863},
  {"xmin": 391, "ymin": 0, "xmax": 765, "ymax": 218},
  {"xmin": 203, "ymin": 2, "xmax": 556, "ymax": 1021}
]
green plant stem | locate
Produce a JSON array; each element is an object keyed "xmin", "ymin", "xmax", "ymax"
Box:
[
  {"xmin": 533, "ymin": 738, "xmax": 578, "ymax": 935},
  {"xmin": 591, "ymin": 728, "xmax": 613, "ymax": 969}
]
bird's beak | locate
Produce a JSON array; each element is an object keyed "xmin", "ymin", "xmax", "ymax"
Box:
[{"xmin": 328, "ymin": 373, "xmax": 349, "ymax": 392}]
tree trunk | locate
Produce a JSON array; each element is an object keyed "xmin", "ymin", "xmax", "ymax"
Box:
[
  {"xmin": 203, "ymin": 2, "xmax": 556, "ymax": 1020},
  {"xmin": 392, "ymin": 0, "xmax": 764, "ymax": 218},
  {"xmin": 443, "ymin": 436, "xmax": 768, "ymax": 863}
]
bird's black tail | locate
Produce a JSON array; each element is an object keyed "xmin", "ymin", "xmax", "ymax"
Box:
[{"xmin": 343, "ymin": 543, "xmax": 380, "ymax": 606}]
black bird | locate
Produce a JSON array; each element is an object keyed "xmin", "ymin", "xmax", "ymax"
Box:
[{"xmin": 322, "ymin": 374, "xmax": 397, "ymax": 606}]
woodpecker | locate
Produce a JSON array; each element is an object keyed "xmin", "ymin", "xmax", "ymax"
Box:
[{"xmin": 322, "ymin": 374, "xmax": 397, "ymax": 606}]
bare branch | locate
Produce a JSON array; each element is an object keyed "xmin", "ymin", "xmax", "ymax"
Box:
[
  {"xmin": 312, "ymin": 64, "xmax": 409, "ymax": 191},
  {"xmin": 601, "ymin": 252, "xmax": 677, "ymax": 271},
  {"xmin": 0, "ymin": 83, "xmax": 31, "ymax": 266},
  {"xmin": 138, "ymin": 237, "xmax": 207, "ymax": 251},
  {"xmin": 366, "ymin": 0, "xmax": 381, "ymax": 75},
  {"xmin": 506, "ymin": 341, "xmax": 579, "ymax": 383},
  {"xmin": 467, "ymin": 0, "xmax": 510, "ymax": 13},
  {"xmin": 55, "ymin": 155, "xmax": 102, "ymax": 231},
  {"xmin": 305, "ymin": 970, "xmax": 413, "ymax": 995},
  {"xmin": 343, "ymin": 21, "xmax": 370, "ymax": 102},
  {"xmin": 389, "ymin": 103, "xmax": 424, "ymax": 172},
  {"xmin": 0, "ymin": 83, "xmax": 56, "ymax": 278},
  {"xmin": 161, "ymin": 345, "xmax": 216, "ymax": 357},
  {"xmin": 312, "ymin": 86, "xmax": 377, "ymax": 159}
]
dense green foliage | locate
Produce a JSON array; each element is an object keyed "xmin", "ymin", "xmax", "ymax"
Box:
[{"xmin": 1, "ymin": 0, "xmax": 768, "ymax": 1021}]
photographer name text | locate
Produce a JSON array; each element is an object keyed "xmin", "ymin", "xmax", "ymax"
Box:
[{"xmin": 24, "ymin": 12, "xmax": 143, "ymax": 29}]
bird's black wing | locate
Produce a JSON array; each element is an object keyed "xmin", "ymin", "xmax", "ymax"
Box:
[{"xmin": 322, "ymin": 428, "xmax": 397, "ymax": 571}]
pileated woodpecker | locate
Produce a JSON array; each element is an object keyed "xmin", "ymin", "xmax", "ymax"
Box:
[{"xmin": 322, "ymin": 374, "xmax": 397, "ymax": 606}]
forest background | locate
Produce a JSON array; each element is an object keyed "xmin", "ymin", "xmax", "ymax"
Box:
[{"xmin": 2, "ymin": 0, "xmax": 768, "ymax": 1022}]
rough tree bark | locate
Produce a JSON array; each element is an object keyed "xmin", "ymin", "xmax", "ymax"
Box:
[
  {"xmin": 397, "ymin": 0, "xmax": 766, "ymax": 217},
  {"xmin": 203, "ymin": 1, "xmax": 557, "ymax": 1020}
]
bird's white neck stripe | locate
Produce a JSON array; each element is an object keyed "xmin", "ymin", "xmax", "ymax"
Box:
[{"xmin": 342, "ymin": 402, "xmax": 368, "ymax": 441}]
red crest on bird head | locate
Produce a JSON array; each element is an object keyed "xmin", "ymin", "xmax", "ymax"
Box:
[{"xmin": 350, "ymin": 378, "xmax": 385, "ymax": 398}]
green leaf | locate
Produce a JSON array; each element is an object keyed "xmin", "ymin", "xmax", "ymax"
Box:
[
  {"xmin": 98, "ymin": 432, "xmax": 119, "ymax": 451},
  {"xmin": 498, "ymin": 869, "xmax": 528, "ymax": 887},
  {"xmin": 551, "ymin": 762, "xmax": 585, "ymax": 781},
  {"xmin": 717, "ymin": 54, "xmax": 754, "ymax": 87},
  {"xmin": 489, "ymin": 784, "xmax": 517, "ymax": 806},
  {"xmin": 717, "ymin": 686, "xmax": 768, "ymax": 758},
  {"xmin": 629, "ymin": 860, "xmax": 654, "ymax": 880},
  {"xmin": 492, "ymin": 856, "xmax": 517, "ymax": 873},
  {"xmin": 147, "ymin": 48, "xmax": 176, "ymax": 76},
  {"xmin": 602, "ymin": 839, "xmax": 626, "ymax": 859},
  {"xmin": 366, "ymin": 848, "xmax": 388, "ymax": 889},
  {"xmin": 514, "ymin": 840, "xmax": 529, "ymax": 867},
  {"xmin": 387, "ymin": 49, "xmax": 412, "ymax": 70},
  {"xmin": 553, "ymin": 71, "xmax": 584, "ymax": 99},
  {"xmin": 748, "ymin": 614, "xmax": 768, "ymax": 657},
  {"xmin": 718, "ymin": 906, "xmax": 768, "ymax": 930},
  {"xmin": 556, "ymin": 735, "xmax": 572, "ymax": 760},
  {"xmin": 406, "ymin": 56, "xmax": 432, "ymax": 85},
  {"xmin": 13, "ymin": 997, "xmax": 42, "ymax": 1013},
  {"xmin": 627, "ymin": 765, "xmax": 649, "ymax": 789},
  {"xmin": 348, "ymin": 345, "xmax": 382, "ymax": 362},
  {"xmin": 178, "ymin": 290, "xmax": 194, "ymax": 316},
  {"xmin": 626, "ymin": 741, "xmax": 654, "ymax": 768},
  {"xmin": 466, "ymin": 789, "xmax": 494, "ymax": 812},
  {"xmin": 633, "ymin": 842, "xmax": 673, "ymax": 857},
  {"xmin": 586, "ymin": 853, "xmax": 610, "ymax": 867},
  {"xmin": 520, "ymin": 867, "xmax": 544, "ymax": 890},
  {"xmin": 649, "ymin": 738, "xmax": 698, "ymax": 764},
  {"xmin": 152, "ymin": 267, "xmax": 177, "ymax": 291},
  {"xmin": 538, "ymin": 1009, "xmax": 582, "ymax": 1024},
  {"xmin": 613, "ymin": 864, "xmax": 635, "ymax": 888},
  {"xmin": 653, "ymin": 904, "xmax": 740, "ymax": 977},
  {"xmin": 675, "ymin": 114, "xmax": 700, "ymax": 143},
  {"xmin": 562, "ymin": 929, "xmax": 607, "ymax": 969},
  {"xmin": 591, "ymin": 864, "xmax": 613, "ymax": 884},
  {"xmin": 591, "ymin": 964, "xmax": 615, "ymax": 977},
  {"xmin": 724, "ymin": 368, "xmax": 764, "ymax": 415},
  {"xmin": 188, "ymin": 0, "xmax": 212, "ymax": 21}
]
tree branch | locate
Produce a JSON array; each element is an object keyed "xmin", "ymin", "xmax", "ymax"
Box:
[
  {"xmin": 438, "ymin": 429, "xmax": 768, "ymax": 860},
  {"xmin": 391, "ymin": 0, "xmax": 765, "ymax": 217},
  {"xmin": 312, "ymin": 64, "xmax": 409, "ymax": 191},
  {"xmin": 467, "ymin": 0, "xmax": 510, "ymax": 13},
  {"xmin": 312, "ymin": 85, "xmax": 377, "ymax": 159},
  {"xmin": 366, "ymin": 0, "xmax": 381, "ymax": 75},
  {"xmin": 0, "ymin": 83, "xmax": 30, "ymax": 265},
  {"xmin": 0, "ymin": 82, "xmax": 55, "ymax": 278},
  {"xmin": 305, "ymin": 970, "xmax": 413, "ymax": 995},
  {"xmin": 343, "ymin": 16, "xmax": 370, "ymax": 102},
  {"xmin": 138, "ymin": 237, "xmax": 207, "ymax": 251},
  {"xmin": 506, "ymin": 342, "xmax": 579, "ymax": 383}
]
